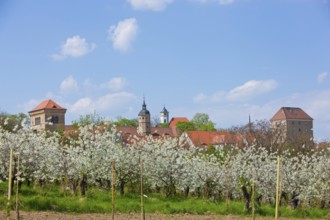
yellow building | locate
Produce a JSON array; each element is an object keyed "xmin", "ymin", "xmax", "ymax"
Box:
[{"xmin": 29, "ymin": 99, "xmax": 66, "ymax": 132}]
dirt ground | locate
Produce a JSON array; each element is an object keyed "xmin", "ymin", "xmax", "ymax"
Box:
[
  {"xmin": 1, "ymin": 211, "xmax": 329, "ymax": 220},
  {"xmin": 0, "ymin": 211, "xmax": 270, "ymax": 220}
]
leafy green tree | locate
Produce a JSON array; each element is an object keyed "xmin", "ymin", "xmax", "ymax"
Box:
[
  {"xmin": 0, "ymin": 112, "xmax": 29, "ymax": 131},
  {"xmin": 191, "ymin": 113, "xmax": 216, "ymax": 131},
  {"xmin": 114, "ymin": 117, "xmax": 138, "ymax": 127},
  {"xmin": 176, "ymin": 121, "xmax": 197, "ymax": 132},
  {"xmin": 175, "ymin": 113, "xmax": 216, "ymax": 132},
  {"xmin": 72, "ymin": 112, "xmax": 105, "ymax": 126},
  {"xmin": 158, "ymin": 123, "xmax": 169, "ymax": 128},
  {"xmin": 192, "ymin": 113, "xmax": 210, "ymax": 125}
]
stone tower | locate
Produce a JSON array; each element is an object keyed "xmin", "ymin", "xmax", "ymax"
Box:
[
  {"xmin": 29, "ymin": 99, "xmax": 66, "ymax": 132},
  {"xmin": 270, "ymin": 107, "xmax": 313, "ymax": 146},
  {"xmin": 138, "ymin": 98, "xmax": 151, "ymax": 135},
  {"xmin": 160, "ymin": 106, "xmax": 169, "ymax": 124}
]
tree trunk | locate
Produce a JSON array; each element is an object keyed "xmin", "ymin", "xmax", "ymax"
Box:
[
  {"xmin": 155, "ymin": 185, "xmax": 161, "ymax": 193},
  {"xmin": 80, "ymin": 175, "xmax": 88, "ymax": 197},
  {"xmin": 72, "ymin": 180, "xmax": 78, "ymax": 196},
  {"xmin": 241, "ymin": 185, "xmax": 251, "ymax": 212},
  {"xmin": 291, "ymin": 191, "xmax": 299, "ymax": 209},
  {"xmin": 106, "ymin": 180, "xmax": 111, "ymax": 189},
  {"xmin": 119, "ymin": 179, "xmax": 125, "ymax": 196},
  {"xmin": 184, "ymin": 186, "xmax": 189, "ymax": 198},
  {"xmin": 195, "ymin": 187, "xmax": 201, "ymax": 198}
]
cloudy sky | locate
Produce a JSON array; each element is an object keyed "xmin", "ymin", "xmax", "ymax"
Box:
[{"xmin": 0, "ymin": 0, "xmax": 330, "ymax": 140}]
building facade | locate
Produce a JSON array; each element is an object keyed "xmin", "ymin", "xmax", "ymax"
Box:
[
  {"xmin": 270, "ymin": 107, "xmax": 313, "ymax": 146},
  {"xmin": 138, "ymin": 98, "xmax": 151, "ymax": 135},
  {"xmin": 160, "ymin": 106, "xmax": 169, "ymax": 124},
  {"xmin": 29, "ymin": 99, "xmax": 66, "ymax": 132}
]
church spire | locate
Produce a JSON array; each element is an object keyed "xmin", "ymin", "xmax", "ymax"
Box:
[{"xmin": 138, "ymin": 97, "xmax": 151, "ymax": 135}]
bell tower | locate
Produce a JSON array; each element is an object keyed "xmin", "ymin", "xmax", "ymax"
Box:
[
  {"xmin": 138, "ymin": 98, "xmax": 151, "ymax": 135},
  {"xmin": 160, "ymin": 106, "xmax": 169, "ymax": 124}
]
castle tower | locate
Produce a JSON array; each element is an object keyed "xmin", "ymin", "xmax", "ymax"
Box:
[
  {"xmin": 160, "ymin": 106, "xmax": 169, "ymax": 124},
  {"xmin": 29, "ymin": 99, "xmax": 66, "ymax": 132},
  {"xmin": 138, "ymin": 98, "xmax": 151, "ymax": 135},
  {"xmin": 270, "ymin": 107, "xmax": 313, "ymax": 146}
]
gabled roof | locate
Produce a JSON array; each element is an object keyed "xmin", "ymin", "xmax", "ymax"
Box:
[
  {"xmin": 29, "ymin": 99, "xmax": 66, "ymax": 113},
  {"xmin": 115, "ymin": 126, "xmax": 180, "ymax": 145},
  {"xmin": 185, "ymin": 131, "xmax": 243, "ymax": 147},
  {"xmin": 169, "ymin": 117, "xmax": 189, "ymax": 128},
  {"xmin": 270, "ymin": 107, "xmax": 313, "ymax": 121}
]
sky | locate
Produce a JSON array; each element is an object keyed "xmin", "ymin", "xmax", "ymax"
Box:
[{"xmin": 0, "ymin": 0, "xmax": 330, "ymax": 141}]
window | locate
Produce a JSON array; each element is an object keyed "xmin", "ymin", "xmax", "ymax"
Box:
[
  {"xmin": 51, "ymin": 116, "xmax": 59, "ymax": 124},
  {"xmin": 35, "ymin": 117, "xmax": 41, "ymax": 126}
]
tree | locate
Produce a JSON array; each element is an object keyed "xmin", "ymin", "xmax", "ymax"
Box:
[
  {"xmin": 191, "ymin": 113, "xmax": 216, "ymax": 131},
  {"xmin": 158, "ymin": 123, "xmax": 169, "ymax": 128},
  {"xmin": 0, "ymin": 112, "xmax": 29, "ymax": 132},
  {"xmin": 176, "ymin": 121, "xmax": 197, "ymax": 132},
  {"xmin": 192, "ymin": 113, "xmax": 210, "ymax": 125},
  {"xmin": 72, "ymin": 112, "xmax": 105, "ymax": 126},
  {"xmin": 114, "ymin": 117, "xmax": 138, "ymax": 127}
]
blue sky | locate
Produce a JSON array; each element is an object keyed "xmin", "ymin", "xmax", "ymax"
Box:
[{"xmin": 1, "ymin": 0, "xmax": 330, "ymax": 140}]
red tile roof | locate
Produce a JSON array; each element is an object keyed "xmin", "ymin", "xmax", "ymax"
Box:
[
  {"xmin": 29, "ymin": 99, "xmax": 66, "ymax": 112},
  {"xmin": 186, "ymin": 131, "xmax": 243, "ymax": 148},
  {"xmin": 169, "ymin": 117, "xmax": 189, "ymax": 128},
  {"xmin": 115, "ymin": 126, "xmax": 181, "ymax": 145},
  {"xmin": 270, "ymin": 107, "xmax": 313, "ymax": 121}
]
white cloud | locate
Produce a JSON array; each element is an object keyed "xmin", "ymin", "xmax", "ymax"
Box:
[
  {"xmin": 128, "ymin": 0, "xmax": 173, "ymax": 11},
  {"xmin": 108, "ymin": 18, "xmax": 138, "ymax": 53},
  {"xmin": 227, "ymin": 80, "xmax": 278, "ymax": 101},
  {"xmin": 69, "ymin": 92, "xmax": 137, "ymax": 115},
  {"xmin": 317, "ymin": 72, "xmax": 328, "ymax": 84},
  {"xmin": 70, "ymin": 97, "xmax": 93, "ymax": 115},
  {"xmin": 60, "ymin": 76, "xmax": 79, "ymax": 94},
  {"xmin": 82, "ymin": 77, "xmax": 128, "ymax": 93},
  {"xmin": 191, "ymin": 0, "xmax": 235, "ymax": 5},
  {"xmin": 193, "ymin": 91, "xmax": 225, "ymax": 104},
  {"xmin": 18, "ymin": 98, "xmax": 42, "ymax": 113},
  {"xmin": 194, "ymin": 80, "xmax": 278, "ymax": 104},
  {"xmin": 52, "ymin": 35, "xmax": 96, "ymax": 60},
  {"xmin": 218, "ymin": 0, "xmax": 234, "ymax": 5},
  {"xmin": 101, "ymin": 77, "xmax": 127, "ymax": 91}
]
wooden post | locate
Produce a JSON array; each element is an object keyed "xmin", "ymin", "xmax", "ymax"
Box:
[
  {"xmin": 275, "ymin": 156, "xmax": 280, "ymax": 220},
  {"xmin": 7, "ymin": 147, "xmax": 14, "ymax": 220},
  {"xmin": 252, "ymin": 173, "xmax": 255, "ymax": 220},
  {"xmin": 112, "ymin": 161, "xmax": 115, "ymax": 220},
  {"xmin": 141, "ymin": 158, "xmax": 145, "ymax": 220},
  {"xmin": 16, "ymin": 154, "xmax": 20, "ymax": 220}
]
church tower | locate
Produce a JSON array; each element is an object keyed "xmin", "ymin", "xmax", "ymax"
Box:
[
  {"xmin": 138, "ymin": 98, "xmax": 151, "ymax": 135},
  {"xmin": 160, "ymin": 106, "xmax": 169, "ymax": 124}
]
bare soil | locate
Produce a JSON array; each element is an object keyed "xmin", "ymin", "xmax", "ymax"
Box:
[{"xmin": 1, "ymin": 211, "xmax": 328, "ymax": 220}]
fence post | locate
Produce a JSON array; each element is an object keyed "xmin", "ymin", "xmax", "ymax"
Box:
[
  {"xmin": 7, "ymin": 147, "xmax": 14, "ymax": 220},
  {"xmin": 141, "ymin": 158, "xmax": 145, "ymax": 220},
  {"xmin": 112, "ymin": 161, "xmax": 115, "ymax": 220},
  {"xmin": 16, "ymin": 153, "xmax": 20, "ymax": 220},
  {"xmin": 252, "ymin": 172, "xmax": 255, "ymax": 220},
  {"xmin": 275, "ymin": 156, "xmax": 280, "ymax": 220}
]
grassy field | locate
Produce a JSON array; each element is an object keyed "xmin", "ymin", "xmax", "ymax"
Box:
[{"xmin": 0, "ymin": 182, "xmax": 329, "ymax": 219}]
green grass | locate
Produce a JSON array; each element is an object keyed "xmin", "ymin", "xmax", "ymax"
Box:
[{"xmin": 0, "ymin": 182, "xmax": 329, "ymax": 219}]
